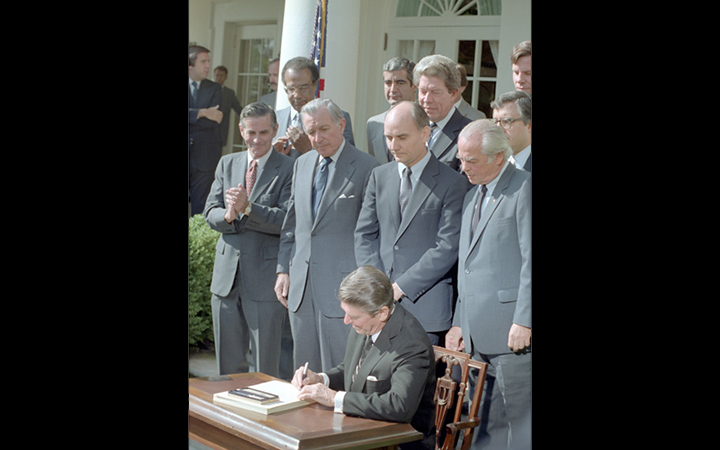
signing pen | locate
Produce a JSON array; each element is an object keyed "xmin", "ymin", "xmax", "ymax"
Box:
[{"xmin": 301, "ymin": 361, "xmax": 309, "ymax": 384}]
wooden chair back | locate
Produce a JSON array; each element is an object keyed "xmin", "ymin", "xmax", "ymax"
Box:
[{"xmin": 432, "ymin": 345, "xmax": 488, "ymax": 450}]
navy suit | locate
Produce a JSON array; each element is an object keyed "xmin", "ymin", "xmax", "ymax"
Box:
[
  {"xmin": 189, "ymin": 79, "xmax": 223, "ymax": 215},
  {"xmin": 428, "ymin": 108, "xmax": 472, "ymax": 172},
  {"xmin": 354, "ymin": 153, "xmax": 466, "ymax": 335}
]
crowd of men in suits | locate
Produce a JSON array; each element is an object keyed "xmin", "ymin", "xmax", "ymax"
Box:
[{"xmin": 190, "ymin": 40, "xmax": 532, "ymax": 450}]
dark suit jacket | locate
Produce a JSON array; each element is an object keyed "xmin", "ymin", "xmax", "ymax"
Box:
[
  {"xmin": 189, "ymin": 79, "xmax": 223, "ymax": 171},
  {"xmin": 277, "ymin": 142, "xmax": 379, "ymax": 317},
  {"xmin": 326, "ymin": 303, "xmax": 436, "ymax": 447},
  {"xmin": 429, "ymin": 108, "xmax": 472, "ymax": 172},
  {"xmin": 354, "ymin": 153, "xmax": 466, "ymax": 332},
  {"xmin": 204, "ymin": 149, "xmax": 294, "ymax": 299}
]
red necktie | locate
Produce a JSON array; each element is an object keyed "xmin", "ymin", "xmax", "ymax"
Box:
[{"xmin": 245, "ymin": 160, "xmax": 257, "ymax": 196}]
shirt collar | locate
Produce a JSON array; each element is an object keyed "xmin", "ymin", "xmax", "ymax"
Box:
[
  {"xmin": 397, "ymin": 148, "xmax": 432, "ymax": 181},
  {"xmin": 247, "ymin": 148, "xmax": 274, "ymax": 172},
  {"xmin": 512, "ymin": 144, "xmax": 531, "ymax": 169},
  {"xmin": 369, "ymin": 303, "xmax": 395, "ymax": 343},
  {"xmin": 485, "ymin": 158, "xmax": 511, "ymax": 193},
  {"xmin": 430, "ymin": 106, "xmax": 457, "ymax": 132},
  {"xmin": 317, "ymin": 138, "xmax": 346, "ymax": 164}
]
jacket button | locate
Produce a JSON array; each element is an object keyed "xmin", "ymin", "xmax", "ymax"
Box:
[
  {"xmin": 465, "ymin": 269, "xmax": 471, "ymax": 274},
  {"xmin": 394, "ymin": 245, "xmax": 399, "ymax": 250}
]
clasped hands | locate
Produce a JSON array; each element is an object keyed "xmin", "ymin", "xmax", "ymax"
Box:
[
  {"xmin": 224, "ymin": 184, "xmax": 250, "ymax": 223},
  {"xmin": 290, "ymin": 366, "xmax": 337, "ymax": 407}
]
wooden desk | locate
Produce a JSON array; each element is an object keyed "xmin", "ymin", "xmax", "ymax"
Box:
[{"xmin": 189, "ymin": 372, "xmax": 423, "ymax": 450}]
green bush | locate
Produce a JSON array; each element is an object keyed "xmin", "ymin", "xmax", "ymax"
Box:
[{"xmin": 189, "ymin": 214, "xmax": 220, "ymax": 348}]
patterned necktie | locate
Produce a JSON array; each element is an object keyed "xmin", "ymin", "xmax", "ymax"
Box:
[
  {"xmin": 352, "ymin": 335, "xmax": 374, "ymax": 385},
  {"xmin": 399, "ymin": 167, "xmax": 412, "ymax": 219},
  {"xmin": 471, "ymin": 184, "xmax": 488, "ymax": 240},
  {"xmin": 312, "ymin": 157, "xmax": 332, "ymax": 220},
  {"xmin": 245, "ymin": 159, "xmax": 257, "ymax": 197}
]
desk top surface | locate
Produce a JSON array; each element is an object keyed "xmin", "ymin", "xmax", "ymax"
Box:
[{"xmin": 189, "ymin": 372, "xmax": 422, "ymax": 450}]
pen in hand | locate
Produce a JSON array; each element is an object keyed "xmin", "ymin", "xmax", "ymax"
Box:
[{"xmin": 301, "ymin": 361, "xmax": 309, "ymax": 385}]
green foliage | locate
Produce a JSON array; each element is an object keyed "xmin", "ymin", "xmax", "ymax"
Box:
[{"xmin": 189, "ymin": 214, "xmax": 220, "ymax": 348}]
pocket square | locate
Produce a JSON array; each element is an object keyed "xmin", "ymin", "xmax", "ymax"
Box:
[
  {"xmin": 338, "ymin": 194, "xmax": 355, "ymax": 199},
  {"xmin": 366, "ymin": 375, "xmax": 378, "ymax": 381}
]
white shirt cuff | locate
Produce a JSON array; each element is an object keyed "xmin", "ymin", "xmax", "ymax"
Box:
[
  {"xmin": 333, "ymin": 391, "xmax": 346, "ymax": 414},
  {"xmin": 319, "ymin": 373, "xmax": 345, "ymax": 414}
]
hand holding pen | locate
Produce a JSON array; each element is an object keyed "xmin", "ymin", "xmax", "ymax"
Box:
[{"xmin": 291, "ymin": 362, "xmax": 322, "ymax": 390}]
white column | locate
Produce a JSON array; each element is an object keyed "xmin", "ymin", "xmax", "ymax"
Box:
[
  {"xmin": 277, "ymin": 0, "xmax": 317, "ymax": 110},
  {"xmin": 321, "ymin": 0, "xmax": 361, "ymax": 118},
  {"xmin": 277, "ymin": 0, "xmax": 361, "ymax": 123}
]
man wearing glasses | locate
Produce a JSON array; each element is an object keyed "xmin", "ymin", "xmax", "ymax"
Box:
[
  {"xmin": 490, "ymin": 91, "xmax": 532, "ymax": 172},
  {"xmin": 272, "ymin": 57, "xmax": 355, "ymax": 158}
]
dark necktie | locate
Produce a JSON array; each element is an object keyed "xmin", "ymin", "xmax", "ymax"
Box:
[
  {"xmin": 191, "ymin": 81, "xmax": 198, "ymax": 106},
  {"xmin": 399, "ymin": 167, "xmax": 412, "ymax": 219},
  {"xmin": 245, "ymin": 159, "xmax": 257, "ymax": 197},
  {"xmin": 427, "ymin": 122, "xmax": 439, "ymax": 149},
  {"xmin": 352, "ymin": 335, "xmax": 374, "ymax": 385},
  {"xmin": 312, "ymin": 157, "xmax": 332, "ymax": 220},
  {"xmin": 471, "ymin": 184, "xmax": 488, "ymax": 240}
]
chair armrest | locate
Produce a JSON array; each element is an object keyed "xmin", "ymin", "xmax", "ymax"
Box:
[{"xmin": 446, "ymin": 417, "xmax": 481, "ymax": 435}]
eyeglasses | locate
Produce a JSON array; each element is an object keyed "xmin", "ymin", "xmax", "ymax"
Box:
[
  {"xmin": 284, "ymin": 84, "xmax": 314, "ymax": 95},
  {"xmin": 492, "ymin": 117, "xmax": 525, "ymax": 130}
]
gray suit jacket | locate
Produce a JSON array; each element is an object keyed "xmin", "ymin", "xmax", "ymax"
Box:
[
  {"xmin": 429, "ymin": 108, "xmax": 472, "ymax": 172},
  {"xmin": 453, "ymin": 163, "xmax": 532, "ymax": 354},
  {"xmin": 355, "ymin": 153, "xmax": 466, "ymax": 332},
  {"xmin": 204, "ymin": 149, "xmax": 294, "ymax": 299},
  {"xmin": 326, "ymin": 303, "xmax": 436, "ymax": 445},
  {"xmin": 277, "ymin": 142, "xmax": 379, "ymax": 317},
  {"xmin": 365, "ymin": 110, "xmax": 391, "ymax": 164},
  {"xmin": 274, "ymin": 106, "xmax": 356, "ymax": 152}
]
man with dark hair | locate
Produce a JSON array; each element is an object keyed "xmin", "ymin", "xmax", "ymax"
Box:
[
  {"xmin": 272, "ymin": 56, "xmax": 354, "ymax": 158},
  {"xmin": 204, "ymin": 102, "xmax": 294, "ymax": 377},
  {"xmin": 189, "ymin": 45, "xmax": 223, "ymax": 216},
  {"xmin": 366, "ymin": 57, "xmax": 417, "ymax": 164},
  {"xmin": 292, "ymin": 265, "xmax": 436, "ymax": 450},
  {"xmin": 213, "ymin": 65, "xmax": 243, "ymax": 148}
]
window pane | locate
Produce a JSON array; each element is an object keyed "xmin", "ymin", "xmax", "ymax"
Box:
[
  {"xmin": 420, "ymin": 0, "xmax": 442, "ymax": 16},
  {"xmin": 399, "ymin": 40, "xmax": 414, "ymax": 61},
  {"xmin": 480, "ymin": 40, "xmax": 497, "ymax": 77},
  {"xmin": 478, "ymin": 80, "xmax": 496, "ymax": 118},
  {"xmin": 463, "ymin": 80, "xmax": 473, "ymax": 104},
  {"xmin": 458, "ymin": 40, "xmax": 476, "ymax": 77},
  {"xmin": 418, "ymin": 40, "xmax": 435, "ymax": 59}
]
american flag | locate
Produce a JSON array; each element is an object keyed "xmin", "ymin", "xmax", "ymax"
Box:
[{"xmin": 310, "ymin": 0, "xmax": 328, "ymax": 95}]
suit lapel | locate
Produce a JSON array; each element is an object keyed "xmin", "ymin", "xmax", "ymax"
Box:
[
  {"xmin": 467, "ymin": 164, "xmax": 516, "ymax": 255},
  {"xmin": 349, "ymin": 305, "xmax": 404, "ymax": 393},
  {"xmin": 430, "ymin": 130, "xmax": 451, "ymax": 160},
  {"xmin": 234, "ymin": 153, "xmax": 248, "ymax": 191},
  {"xmin": 384, "ymin": 163, "xmax": 402, "ymax": 231},
  {"xmin": 430, "ymin": 109, "xmax": 464, "ymax": 161},
  {"xmin": 248, "ymin": 151, "xmax": 279, "ymax": 202},
  {"xmin": 313, "ymin": 143, "xmax": 356, "ymax": 228},
  {"xmin": 396, "ymin": 154, "xmax": 437, "ymax": 242}
]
